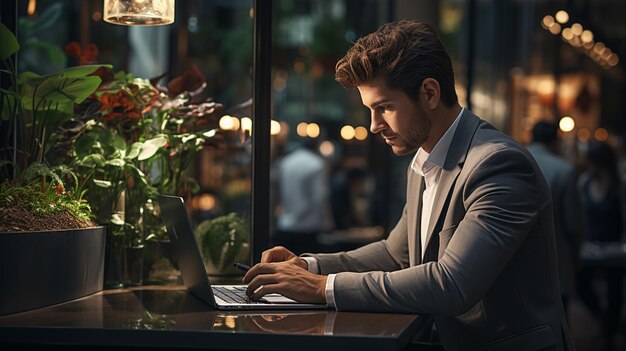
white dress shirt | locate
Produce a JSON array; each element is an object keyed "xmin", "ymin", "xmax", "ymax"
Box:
[{"xmin": 306, "ymin": 108, "xmax": 465, "ymax": 308}]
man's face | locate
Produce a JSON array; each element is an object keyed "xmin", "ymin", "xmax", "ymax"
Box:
[{"xmin": 357, "ymin": 77, "xmax": 431, "ymax": 155}]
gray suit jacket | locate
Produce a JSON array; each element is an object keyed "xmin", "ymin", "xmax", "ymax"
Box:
[{"xmin": 306, "ymin": 110, "xmax": 574, "ymax": 350}]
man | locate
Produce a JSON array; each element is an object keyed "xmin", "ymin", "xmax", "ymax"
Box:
[
  {"xmin": 243, "ymin": 20, "xmax": 573, "ymax": 350},
  {"xmin": 526, "ymin": 121, "xmax": 584, "ymax": 316},
  {"xmin": 273, "ymin": 140, "xmax": 332, "ymax": 254}
]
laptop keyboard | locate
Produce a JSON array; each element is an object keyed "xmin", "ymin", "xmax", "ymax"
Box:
[{"xmin": 213, "ymin": 286, "xmax": 263, "ymax": 304}]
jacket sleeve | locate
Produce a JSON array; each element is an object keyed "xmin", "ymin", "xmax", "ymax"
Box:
[
  {"xmin": 329, "ymin": 147, "xmax": 544, "ymax": 315},
  {"xmin": 302, "ymin": 204, "xmax": 410, "ymax": 274}
]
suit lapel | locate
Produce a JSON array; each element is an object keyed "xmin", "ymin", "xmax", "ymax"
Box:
[
  {"xmin": 425, "ymin": 165, "xmax": 461, "ymax": 242},
  {"xmin": 422, "ymin": 110, "xmax": 481, "ymax": 260},
  {"xmin": 407, "ymin": 174, "xmax": 425, "ymax": 266}
]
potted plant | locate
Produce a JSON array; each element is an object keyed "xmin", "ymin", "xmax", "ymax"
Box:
[
  {"xmin": 54, "ymin": 60, "xmax": 227, "ymax": 286},
  {"xmin": 195, "ymin": 213, "xmax": 250, "ymax": 276},
  {"xmin": 0, "ymin": 23, "xmax": 108, "ymax": 315}
]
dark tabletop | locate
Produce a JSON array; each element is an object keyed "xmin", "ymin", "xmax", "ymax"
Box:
[{"xmin": 0, "ymin": 285, "xmax": 427, "ymax": 351}]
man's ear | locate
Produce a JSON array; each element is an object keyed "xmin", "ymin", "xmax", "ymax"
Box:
[{"xmin": 420, "ymin": 78, "xmax": 440, "ymax": 109}]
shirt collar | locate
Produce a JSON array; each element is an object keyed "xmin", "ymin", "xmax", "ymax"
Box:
[{"xmin": 411, "ymin": 107, "xmax": 465, "ymax": 175}]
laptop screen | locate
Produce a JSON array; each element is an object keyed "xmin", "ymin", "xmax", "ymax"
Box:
[{"xmin": 157, "ymin": 195, "xmax": 217, "ymax": 307}]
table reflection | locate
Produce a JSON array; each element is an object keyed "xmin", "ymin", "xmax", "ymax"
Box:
[
  {"xmin": 0, "ymin": 287, "xmax": 419, "ymax": 338},
  {"xmin": 0, "ymin": 287, "xmax": 424, "ymax": 351}
]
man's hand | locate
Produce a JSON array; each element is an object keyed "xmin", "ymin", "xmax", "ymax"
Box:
[
  {"xmin": 242, "ymin": 261, "xmax": 327, "ymax": 304},
  {"xmin": 260, "ymin": 246, "xmax": 308, "ymax": 270}
]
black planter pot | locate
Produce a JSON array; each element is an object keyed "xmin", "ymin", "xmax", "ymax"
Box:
[{"xmin": 0, "ymin": 226, "xmax": 105, "ymax": 316}]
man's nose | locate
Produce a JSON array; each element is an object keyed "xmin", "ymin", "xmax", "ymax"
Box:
[{"xmin": 370, "ymin": 111, "xmax": 385, "ymax": 134}]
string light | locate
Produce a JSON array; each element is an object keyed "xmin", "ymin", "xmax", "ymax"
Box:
[{"xmin": 541, "ymin": 12, "xmax": 619, "ymax": 70}]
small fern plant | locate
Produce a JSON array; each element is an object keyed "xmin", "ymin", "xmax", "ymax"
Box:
[{"xmin": 195, "ymin": 213, "xmax": 249, "ymax": 272}]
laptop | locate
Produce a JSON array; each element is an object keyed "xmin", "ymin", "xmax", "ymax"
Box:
[{"xmin": 157, "ymin": 195, "xmax": 327, "ymax": 310}]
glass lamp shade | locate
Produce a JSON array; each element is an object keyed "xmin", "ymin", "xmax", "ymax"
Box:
[{"xmin": 103, "ymin": 0, "xmax": 175, "ymax": 26}]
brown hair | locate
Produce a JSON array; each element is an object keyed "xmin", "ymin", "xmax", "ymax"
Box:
[{"xmin": 335, "ymin": 20, "xmax": 458, "ymax": 107}]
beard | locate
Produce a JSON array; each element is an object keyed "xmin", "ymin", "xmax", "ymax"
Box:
[{"xmin": 386, "ymin": 103, "xmax": 431, "ymax": 155}]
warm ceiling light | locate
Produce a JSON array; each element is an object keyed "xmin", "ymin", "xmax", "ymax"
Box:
[
  {"xmin": 577, "ymin": 128, "xmax": 590, "ymax": 142},
  {"xmin": 581, "ymin": 30, "xmax": 593, "ymax": 43},
  {"xmin": 555, "ymin": 10, "xmax": 569, "ymax": 24},
  {"xmin": 296, "ymin": 122, "xmax": 308, "ymax": 137},
  {"xmin": 340, "ymin": 125, "xmax": 355, "ymax": 140},
  {"xmin": 270, "ymin": 120, "xmax": 281, "ymax": 136},
  {"xmin": 196, "ymin": 194, "xmax": 217, "ymax": 211},
  {"xmin": 548, "ymin": 23, "xmax": 562, "ymax": 35},
  {"xmin": 541, "ymin": 15, "xmax": 554, "ymax": 29},
  {"xmin": 593, "ymin": 42, "xmax": 605, "ymax": 54},
  {"xmin": 601, "ymin": 48, "xmax": 613, "ymax": 60},
  {"xmin": 241, "ymin": 117, "xmax": 252, "ymax": 132},
  {"xmin": 306, "ymin": 123, "xmax": 320, "ymax": 138},
  {"xmin": 561, "ymin": 28, "xmax": 574, "ymax": 41},
  {"xmin": 571, "ymin": 23, "xmax": 583, "ymax": 36},
  {"xmin": 27, "ymin": 0, "xmax": 36, "ymax": 16},
  {"xmin": 219, "ymin": 115, "xmax": 239, "ymax": 131},
  {"xmin": 559, "ymin": 116, "xmax": 575, "ymax": 132},
  {"xmin": 594, "ymin": 128, "xmax": 608, "ymax": 141},
  {"xmin": 319, "ymin": 141, "xmax": 335, "ymax": 157},
  {"xmin": 354, "ymin": 126, "xmax": 368, "ymax": 141},
  {"xmin": 103, "ymin": 0, "xmax": 175, "ymax": 26}
]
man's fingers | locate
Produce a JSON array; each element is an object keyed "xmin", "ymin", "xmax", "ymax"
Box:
[
  {"xmin": 260, "ymin": 246, "xmax": 295, "ymax": 263},
  {"xmin": 250, "ymin": 283, "xmax": 283, "ymax": 301},
  {"xmin": 260, "ymin": 249, "xmax": 274, "ymax": 263},
  {"xmin": 242, "ymin": 263, "xmax": 279, "ymax": 284},
  {"xmin": 245, "ymin": 273, "xmax": 280, "ymax": 297}
]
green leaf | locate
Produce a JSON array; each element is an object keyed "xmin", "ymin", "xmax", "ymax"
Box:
[
  {"xmin": 112, "ymin": 132, "xmax": 126, "ymax": 151},
  {"xmin": 1, "ymin": 93, "xmax": 17, "ymax": 122},
  {"xmin": 0, "ymin": 23, "xmax": 19, "ymax": 60},
  {"xmin": 138, "ymin": 136, "xmax": 167, "ymax": 161},
  {"xmin": 203, "ymin": 129, "xmax": 218, "ymax": 138},
  {"xmin": 19, "ymin": 64, "xmax": 111, "ymax": 111},
  {"xmin": 105, "ymin": 159, "xmax": 125, "ymax": 167},
  {"xmin": 126, "ymin": 164, "xmax": 147, "ymax": 184},
  {"xmin": 126, "ymin": 142, "xmax": 142, "ymax": 160},
  {"xmin": 20, "ymin": 75, "xmax": 103, "ymax": 110},
  {"xmin": 93, "ymin": 179, "xmax": 112, "ymax": 188},
  {"xmin": 110, "ymin": 213, "xmax": 125, "ymax": 225},
  {"xmin": 60, "ymin": 64, "xmax": 112, "ymax": 78},
  {"xmin": 80, "ymin": 154, "xmax": 106, "ymax": 168},
  {"xmin": 74, "ymin": 132, "xmax": 97, "ymax": 157},
  {"xmin": 181, "ymin": 134, "xmax": 196, "ymax": 143}
]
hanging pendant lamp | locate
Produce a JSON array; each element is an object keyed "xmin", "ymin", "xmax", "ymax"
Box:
[{"xmin": 103, "ymin": 0, "xmax": 175, "ymax": 26}]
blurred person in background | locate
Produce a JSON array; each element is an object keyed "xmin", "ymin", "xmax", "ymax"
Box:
[
  {"xmin": 577, "ymin": 141, "xmax": 626, "ymax": 350},
  {"xmin": 526, "ymin": 121, "xmax": 584, "ymax": 316},
  {"xmin": 330, "ymin": 166, "xmax": 369, "ymax": 230},
  {"xmin": 273, "ymin": 140, "xmax": 333, "ymax": 254}
]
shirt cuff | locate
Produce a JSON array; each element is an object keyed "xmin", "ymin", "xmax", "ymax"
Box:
[
  {"xmin": 301, "ymin": 256, "xmax": 319, "ymax": 274},
  {"xmin": 325, "ymin": 274, "xmax": 337, "ymax": 309}
]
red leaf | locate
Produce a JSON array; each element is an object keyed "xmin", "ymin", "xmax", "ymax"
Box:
[{"xmin": 167, "ymin": 64, "xmax": 206, "ymax": 98}]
